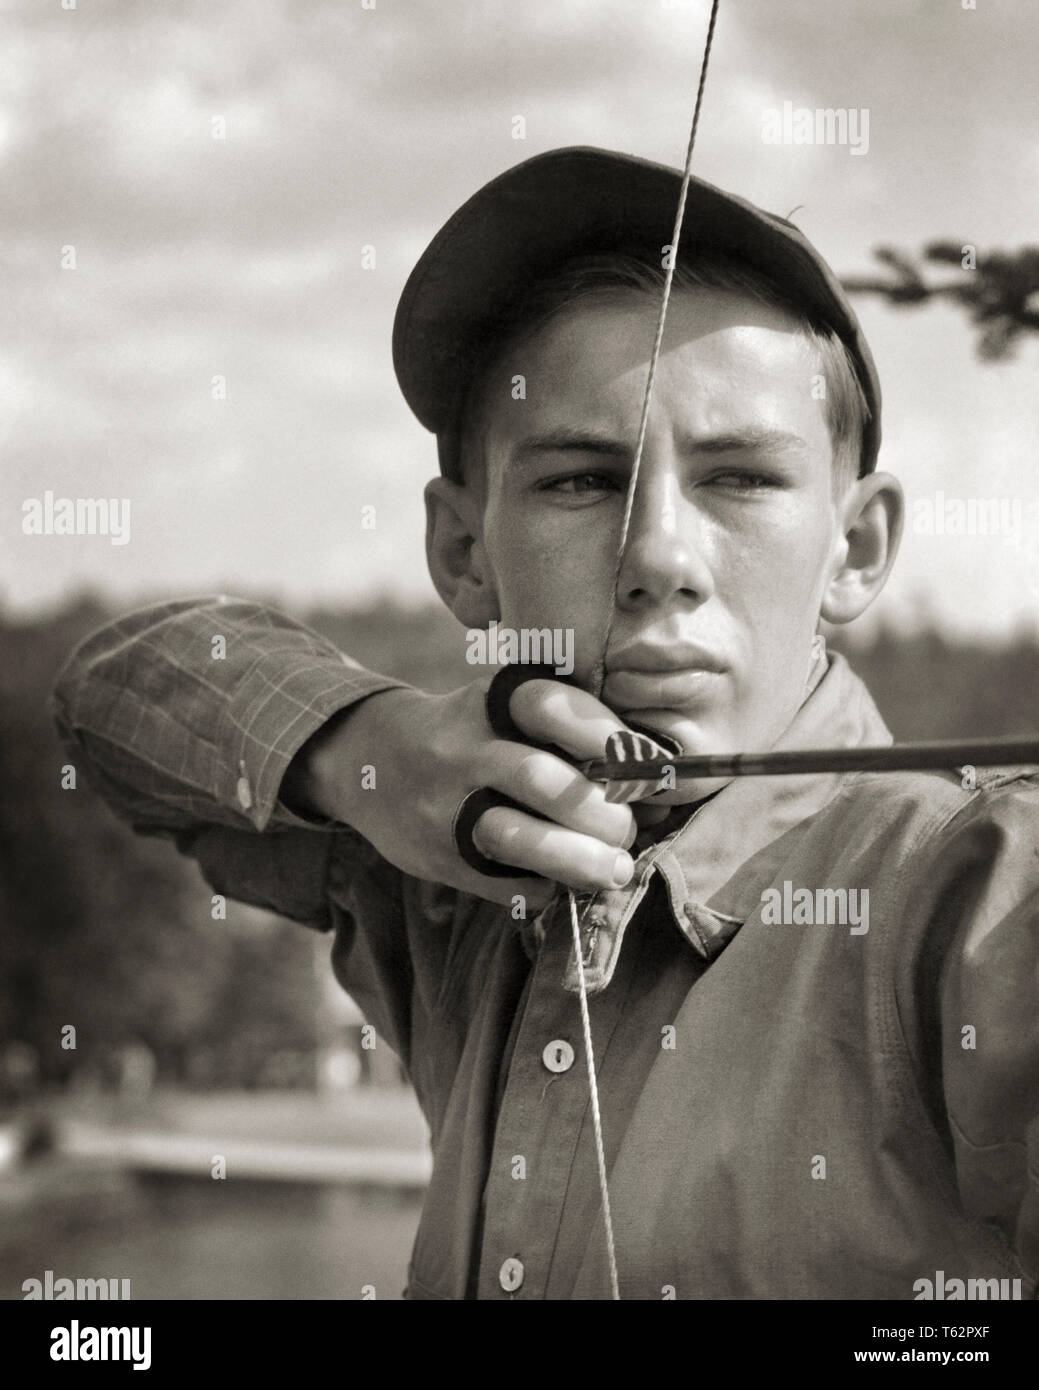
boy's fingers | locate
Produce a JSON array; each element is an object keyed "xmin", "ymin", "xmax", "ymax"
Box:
[
  {"xmin": 471, "ymin": 805, "xmax": 635, "ymax": 894},
  {"xmin": 486, "ymin": 747, "xmax": 636, "ymax": 850},
  {"xmin": 506, "ymin": 679, "xmax": 628, "ymax": 760}
]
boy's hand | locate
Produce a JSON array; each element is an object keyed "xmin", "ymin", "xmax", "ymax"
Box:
[{"xmin": 288, "ymin": 678, "xmax": 640, "ymax": 909}]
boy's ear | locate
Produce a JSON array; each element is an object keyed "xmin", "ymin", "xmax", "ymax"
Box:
[
  {"xmin": 820, "ymin": 471, "xmax": 904, "ymax": 625},
  {"xmin": 424, "ymin": 476, "xmax": 499, "ymax": 627}
]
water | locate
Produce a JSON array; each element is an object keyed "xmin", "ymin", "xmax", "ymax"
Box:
[{"xmin": 2, "ymin": 1166, "xmax": 421, "ymax": 1301}]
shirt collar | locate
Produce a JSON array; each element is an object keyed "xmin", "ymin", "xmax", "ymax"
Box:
[{"xmin": 561, "ymin": 650, "xmax": 893, "ymax": 993}]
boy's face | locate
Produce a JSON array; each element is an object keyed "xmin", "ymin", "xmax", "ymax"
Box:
[{"xmin": 470, "ymin": 287, "xmax": 858, "ymax": 758}]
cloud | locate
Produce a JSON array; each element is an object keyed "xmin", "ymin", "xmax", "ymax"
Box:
[{"xmin": 3, "ymin": 0, "xmax": 1037, "ymax": 635}]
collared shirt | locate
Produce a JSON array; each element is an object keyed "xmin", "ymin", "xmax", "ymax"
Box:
[{"xmin": 52, "ymin": 597, "xmax": 1039, "ymax": 1300}]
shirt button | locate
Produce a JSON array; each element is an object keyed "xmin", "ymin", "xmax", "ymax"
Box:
[
  {"xmin": 542, "ymin": 1039, "xmax": 575, "ymax": 1073},
  {"xmin": 499, "ymin": 1257, "xmax": 524, "ymax": 1293}
]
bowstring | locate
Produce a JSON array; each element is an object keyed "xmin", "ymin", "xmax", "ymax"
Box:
[
  {"xmin": 592, "ymin": 0, "xmax": 722, "ymax": 698},
  {"xmin": 567, "ymin": 891, "xmax": 620, "ymax": 1299},
  {"xmin": 568, "ymin": 0, "xmax": 722, "ymax": 1302}
]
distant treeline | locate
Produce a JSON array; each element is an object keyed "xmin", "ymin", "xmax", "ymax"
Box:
[{"xmin": 1, "ymin": 594, "xmax": 1036, "ymax": 1090}]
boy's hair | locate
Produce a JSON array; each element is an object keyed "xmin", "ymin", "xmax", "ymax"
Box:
[{"xmin": 457, "ymin": 250, "xmax": 871, "ymax": 495}]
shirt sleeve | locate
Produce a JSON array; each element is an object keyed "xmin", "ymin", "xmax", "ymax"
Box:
[
  {"xmin": 928, "ymin": 772, "xmax": 1039, "ymax": 1284},
  {"xmin": 50, "ymin": 595, "xmax": 410, "ymax": 837},
  {"xmin": 49, "ymin": 595, "xmax": 476, "ymax": 1052}
]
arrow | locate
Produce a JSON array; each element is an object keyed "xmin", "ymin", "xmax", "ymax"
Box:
[{"xmin": 582, "ymin": 736, "xmax": 1039, "ymax": 784}]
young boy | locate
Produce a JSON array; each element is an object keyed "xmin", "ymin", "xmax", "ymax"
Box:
[{"xmin": 52, "ymin": 148, "xmax": 1038, "ymax": 1301}]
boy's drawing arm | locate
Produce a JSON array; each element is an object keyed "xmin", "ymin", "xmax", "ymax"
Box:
[
  {"xmin": 49, "ymin": 595, "xmax": 410, "ymax": 927},
  {"xmin": 50, "ymin": 594, "xmax": 409, "ymax": 835},
  {"xmin": 50, "ymin": 595, "xmax": 638, "ymax": 921}
]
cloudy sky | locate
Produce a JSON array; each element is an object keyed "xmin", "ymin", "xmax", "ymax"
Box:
[{"xmin": 4, "ymin": 0, "xmax": 1038, "ymax": 639}]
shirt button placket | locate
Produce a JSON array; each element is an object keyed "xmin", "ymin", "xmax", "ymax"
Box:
[
  {"xmin": 478, "ymin": 906, "xmax": 603, "ymax": 1299},
  {"xmin": 542, "ymin": 1039, "xmax": 575, "ymax": 1073}
]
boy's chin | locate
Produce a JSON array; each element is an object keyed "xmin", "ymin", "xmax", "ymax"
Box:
[
  {"xmin": 608, "ymin": 707, "xmax": 739, "ymax": 807},
  {"xmin": 613, "ymin": 707, "xmax": 718, "ymax": 757}
]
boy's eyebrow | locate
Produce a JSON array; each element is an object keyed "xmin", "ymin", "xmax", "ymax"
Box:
[
  {"xmin": 511, "ymin": 425, "xmax": 810, "ymax": 460},
  {"xmin": 512, "ymin": 428, "xmax": 630, "ymax": 459},
  {"xmin": 688, "ymin": 427, "xmax": 810, "ymax": 456}
]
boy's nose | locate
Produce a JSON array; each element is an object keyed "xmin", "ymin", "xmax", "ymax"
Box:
[{"xmin": 614, "ymin": 472, "xmax": 715, "ymax": 613}]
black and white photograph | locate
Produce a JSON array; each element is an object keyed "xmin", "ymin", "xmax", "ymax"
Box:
[{"xmin": 1, "ymin": 0, "xmax": 1037, "ymax": 1358}]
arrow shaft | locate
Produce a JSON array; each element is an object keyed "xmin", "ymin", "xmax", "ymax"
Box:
[{"xmin": 582, "ymin": 738, "xmax": 1039, "ymax": 783}]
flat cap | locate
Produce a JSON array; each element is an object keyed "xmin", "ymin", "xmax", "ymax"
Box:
[{"xmin": 392, "ymin": 146, "xmax": 881, "ymax": 479}]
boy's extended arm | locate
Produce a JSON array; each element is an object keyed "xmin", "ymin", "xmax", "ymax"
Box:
[{"xmin": 913, "ymin": 776, "xmax": 1039, "ymax": 1282}]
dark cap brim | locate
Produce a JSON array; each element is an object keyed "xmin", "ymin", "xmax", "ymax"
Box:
[{"xmin": 392, "ymin": 146, "xmax": 880, "ymax": 477}]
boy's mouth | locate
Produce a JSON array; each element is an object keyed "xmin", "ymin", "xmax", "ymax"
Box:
[
  {"xmin": 602, "ymin": 666, "xmax": 723, "ymax": 710},
  {"xmin": 603, "ymin": 640, "xmax": 727, "ymax": 711}
]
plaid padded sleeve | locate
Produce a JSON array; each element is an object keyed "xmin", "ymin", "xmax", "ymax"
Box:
[{"xmin": 50, "ymin": 595, "xmax": 409, "ymax": 837}]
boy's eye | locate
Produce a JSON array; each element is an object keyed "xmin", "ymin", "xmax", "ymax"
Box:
[
  {"xmin": 534, "ymin": 466, "xmax": 786, "ymax": 500},
  {"xmin": 538, "ymin": 471, "xmax": 622, "ymax": 495},
  {"xmin": 707, "ymin": 470, "xmax": 781, "ymax": 492}
]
